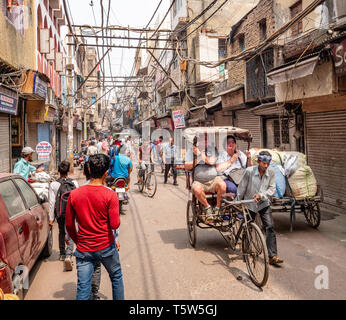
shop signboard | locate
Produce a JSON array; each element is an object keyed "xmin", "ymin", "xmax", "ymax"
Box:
[
  {"xmin": 36, "ymin": 141, "xmax": 52, "ymax": 162},
  {"xmin": 0, "ymin": 87, "xmax": 18, "ymax": 115},
  {"xmin": 172, "ymin": 109, "xmax": 185, "ymax": 129},
  {"xmin": 331, "ymin": 38, "xmax": 346, "ymax": 76},
  {"xmin": 33, "ymin": 73, "xmax": 48, "ymax": 99},
  {"xmin": 44, "ymin": 106, "xmax": 55, "ymax": 122}
]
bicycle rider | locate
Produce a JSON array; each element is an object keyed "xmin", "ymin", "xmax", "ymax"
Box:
[
  {"xmin": 135, "ymin": 140, "xmax": 154, "ymax": 190},
  {"xmin": 236, "ymin": 150, "xmax": 284, "ymax": 266}
]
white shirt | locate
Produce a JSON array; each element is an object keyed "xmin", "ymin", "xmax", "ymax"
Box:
[
  {"xmin": 97, "ymin": 142, "xmax": 102, "ymax": 153},
  {"xmin": 48, "ymin": 179, "xmax": 79, "ymax": 221},
  {"xmin": 216, "ymin": 150, "xmax": 247, "ymax": 176},
  {"xmin": 87, "ymin": 145, "xmax": 98, "ymax": 155}
]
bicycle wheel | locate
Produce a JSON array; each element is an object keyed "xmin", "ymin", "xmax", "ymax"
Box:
[
  {"xmin": 146, "ymin": 171, "xmax": 157, "ymax": 198},
  {"xmin": 137, "ymin": 170, "xmax": 145, "ymax": 192},
  {"xmin": 186, "ymin": 200, "xmax": 197, "ymax": 247},
  {"xmin": 242, "ymin": 222, "xmax": 269, "ymax": 288}
]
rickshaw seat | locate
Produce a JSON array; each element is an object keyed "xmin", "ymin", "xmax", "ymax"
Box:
[{"xmin": 222, "ymin": 193, "xmax": 236, "ymax": 201}]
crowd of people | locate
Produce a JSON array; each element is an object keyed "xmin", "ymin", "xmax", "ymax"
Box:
[{"xmin": 10, "ymin": 130, "xmax": 283, "ymax": 300}]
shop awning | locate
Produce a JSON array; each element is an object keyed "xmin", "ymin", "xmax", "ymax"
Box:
[
  {"xmin": 267, "ymin": 55, "xmax": 319, "ymax": 85},
  {"xmin": 250, "ymin": 102, "xmax": 285, "ymax": 116}
]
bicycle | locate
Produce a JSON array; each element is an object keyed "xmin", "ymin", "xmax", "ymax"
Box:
[
  {"xmin": 137, "ymin": 163, "xmax": 157, "ymax": 198},
  {"xmin": 187, "ymin": 196, "xmax": 269, "ymax": 288}
]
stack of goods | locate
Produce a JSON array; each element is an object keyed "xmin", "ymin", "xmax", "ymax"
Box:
[{"xmin": 249, "ymin": 148, "xmax": 317, "ymax": 200}]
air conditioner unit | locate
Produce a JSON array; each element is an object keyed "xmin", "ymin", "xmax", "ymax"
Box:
[
  {"xmin": 40, "ymin": 29, "xmax": 50, "ymax": 53},
  {"xmin": 55, "ymin": 52, "xmax": 63, "ymax": 72},
  {"xmin": 47, "ymin": 38, "xmax": 55, "ymax": 61}
]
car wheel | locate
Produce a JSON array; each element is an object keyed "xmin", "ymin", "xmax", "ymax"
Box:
[{"xmin": 40, "ymin": 229, "xmax": 53, "ymax": 259}]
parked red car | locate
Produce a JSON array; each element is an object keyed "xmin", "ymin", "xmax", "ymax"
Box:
[{"xmin": 0, "ymin": 173, "xmax": 52, "ymax": 299}]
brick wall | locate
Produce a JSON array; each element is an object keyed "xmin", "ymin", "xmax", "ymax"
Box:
[{"xmin": 227, "ymin": 0, "xmax": 275, "ymax": 88}]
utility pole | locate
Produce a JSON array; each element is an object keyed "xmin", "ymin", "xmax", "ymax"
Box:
[{"xmin": 67, "ymin": 34, "xmax": 74, "ymax": 173}]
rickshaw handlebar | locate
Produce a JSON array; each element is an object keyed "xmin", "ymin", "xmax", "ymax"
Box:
[{"xmin": 222, "ymin": 199, "xmax": 256, "ymax": 206}]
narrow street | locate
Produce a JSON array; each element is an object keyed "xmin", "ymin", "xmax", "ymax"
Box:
[{"xmin": 25, "ymin": 168, "xmax": 346, "ymax": 300}]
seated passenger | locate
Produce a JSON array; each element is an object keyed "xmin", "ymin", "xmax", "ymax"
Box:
[
  {"xmin": 216, "ymin": 135, "xmax": 252, "ymax": 194},
  {"xmin": 184, "ymin": 134, "xmax": 226, "ymax": 222}
]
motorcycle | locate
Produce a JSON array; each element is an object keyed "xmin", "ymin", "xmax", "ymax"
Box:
[
  {"xmin": 73, "ymin": 151, "xmax": 80, "ymax": 167},
  {"xmin": 106, "ymin": 177, "xmax": 128, "ymax": 215},
  {"xmin": 78, "ymin": 154, "xmax": 85, "ymax": 170}
]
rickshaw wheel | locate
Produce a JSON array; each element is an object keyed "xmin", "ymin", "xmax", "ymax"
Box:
[
  {"xmin": 242, "ymin": 222, "xmax": 269, "ymax": 288},
  {"xmin": 303, "ymin": 202, "xmax": 321, "ymax": 228},
  {"xmin": 187, "ymin": 200, "xmax": 197, "ymax": 247}
]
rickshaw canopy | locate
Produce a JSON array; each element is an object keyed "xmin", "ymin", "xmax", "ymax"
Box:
[{"xmin": 183, "ymin": 126, "xmax": 252, "ymax": 144}]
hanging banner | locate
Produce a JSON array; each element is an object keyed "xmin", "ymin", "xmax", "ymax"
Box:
[
  {"xmin": 36, "ymin": 141, "xmax": 52, "ymax": 162},
  {"xmin": 172, "ymin": 109, "xmax": 186, "ymax": 129}
]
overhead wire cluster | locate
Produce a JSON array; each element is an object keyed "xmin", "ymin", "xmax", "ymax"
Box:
[{"xmin": 64, "ymin": 0, "xmax": 328, "ymax": 130}]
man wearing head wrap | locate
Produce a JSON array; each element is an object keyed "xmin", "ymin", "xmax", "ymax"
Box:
[{"xmin": 237, "ymin": 150, "xmax": 283, "ymax": 266}]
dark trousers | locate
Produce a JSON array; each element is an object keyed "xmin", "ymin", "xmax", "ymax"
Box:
[
  {"xmin": 90, "ymin": 261, "xmax": 101, "ymax": 300},
  {"xmin": 250, "ymin": 206, "xmax": 278, "ymax": 258},
  {"xmin": 164, "ymin": 163, "xmax": 177, "ymax": 183},
  {"xmin": 57, "ymin": 216, "xmax": 66, "ymax": 256}
]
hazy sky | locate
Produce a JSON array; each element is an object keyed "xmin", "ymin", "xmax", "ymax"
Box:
[{"xmin": 64, "ymin": 0, "xmax": 170, "ymax": 78}]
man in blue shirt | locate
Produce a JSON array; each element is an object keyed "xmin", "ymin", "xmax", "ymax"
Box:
[
  {"xmin": 14, "ymin": 147, "xmax": 43, "ymax": 180},
  {"xmin": 109, "ymin": 148, "xmax": 132, "ymax": 182}
]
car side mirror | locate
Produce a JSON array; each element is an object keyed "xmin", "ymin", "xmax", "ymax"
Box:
[{"xmin": 38, "ymin": 194, "xmax": 48, "ymax": 204}]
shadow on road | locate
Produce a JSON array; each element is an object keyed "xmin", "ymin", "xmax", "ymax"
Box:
[
  {"xmin": 53, "ymin": 282, "xmax": 76, "ymax": 300},
  {"xmin": 158, "ymin": 227, "xmax": 262, "ymax": 292}
]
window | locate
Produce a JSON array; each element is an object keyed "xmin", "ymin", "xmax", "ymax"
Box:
[
  {"xmin": 218, "ymin": 38, "xmax": 227, "ymax": 60},
  {"xmin": 259, "ymin": 19, "xmax": 267, "ymax": 41},
  {"xmin": 290, "ymin": 1, "xmax": 303, "ymax": 36},
  {"xmin": 14, "ymin": 179, "xmax": 39, "ymax": 209},
  {"xmin": 0, "ymin": 180, "xmax": 26, "ymax": 218},
  {"xmin": 238, "ymin": 35, "xmax": 245, "ymax": 52}
]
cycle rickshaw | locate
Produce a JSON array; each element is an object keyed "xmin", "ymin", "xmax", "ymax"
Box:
[{"xmin": 184, "ymin": 126, "xmax": 269, "ymax": 288}]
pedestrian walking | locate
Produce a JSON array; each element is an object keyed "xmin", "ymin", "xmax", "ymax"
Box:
[
  {"xmin": 236, "ymin": 150, "xmax": 284, "ymax": 266},
  {"xmin": 163, "ymin": 138, "xmax": 178, "ymax": 186},
  {"xmin": 87, "ymin": 140, "xmax": 98, "ymax": 156},
  {"xmin": 66, "ymin": 154, "xmax": 124, "ymax": 300},
  {"xmin": 48, "ymin": 160, "xmax": 78, "ymax": 271}
]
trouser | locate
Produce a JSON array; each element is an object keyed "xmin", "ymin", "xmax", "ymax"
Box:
[
  {"xmin": 74, "ymin": 242, "xmax": 124, "ymax": 300},
  {"xmin": 224, "ymin": 178, "xmax": 237, "ymax": 194},
  {"xmin": 249, "ymin": 206, "xmax": 278, "ymax": 258},
  {"xmin": 57, "ymin": 216, "xmax": 74, "ymax": 256},
  {"xmin": 164, "ymin": 163, "xmax": 177, "ymax": 183},
  {"xmin": 90, "ymin": 261, "xmax": 101, "ymax": 300}
]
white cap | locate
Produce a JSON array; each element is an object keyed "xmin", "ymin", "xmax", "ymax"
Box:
[{"xmin": 22, "ymin": 146, "xmax": 35, "ymax": 155}]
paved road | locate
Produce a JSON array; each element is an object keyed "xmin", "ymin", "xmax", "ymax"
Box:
[{"xmin": 25, "ymin": 168, "xmax": 346, "ymax": 300}]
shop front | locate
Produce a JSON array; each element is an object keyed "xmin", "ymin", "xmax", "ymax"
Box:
[{"xmin": 0, "ymin": 85, "xmax": 18, "ymax": 172}]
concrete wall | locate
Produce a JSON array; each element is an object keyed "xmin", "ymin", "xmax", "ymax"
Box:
[
  {"xmin": 275, "ymin": 59, "xmax": 336, "ymax": 102},
  {"xmin": 0, "ymin": 0, "xmax": 36, "ymax": 69}
]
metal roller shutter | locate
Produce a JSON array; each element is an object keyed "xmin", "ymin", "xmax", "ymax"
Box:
[
  {"xmin": 235, "ymin": 109, "xmax": 262, "ymax": 150},
  {"xmin": 0, "ymin": 114, "xmax": 10, "ymax": 173},
  {"xmin": 214, "ymin": 110, "xmax": 233, "ymax": 126},
  {"xmin": 306, "ymin": 110, "xmax": 346, "ymax": 211}
]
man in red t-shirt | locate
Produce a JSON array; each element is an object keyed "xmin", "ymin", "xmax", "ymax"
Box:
[{"xmin": 66, "ymin": 154, "xmax": 124, "ymax": 300}]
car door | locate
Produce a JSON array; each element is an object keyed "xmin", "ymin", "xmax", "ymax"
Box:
[
  {"xmin": 13, "ymin": 178, "xmax": 49, "ymax": 263},
  {"xmin": 0, "ymin": 179, "xmax": 37, "ymax": 268}
]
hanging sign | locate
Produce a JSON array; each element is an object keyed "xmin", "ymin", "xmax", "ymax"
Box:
[
  {"xmin": 36, "ymin": 141, "xmax": 52, "ymax": 162},
  {"xmin": 172, "ymin": 109, "xmax": 185, "ymax": 129}
]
